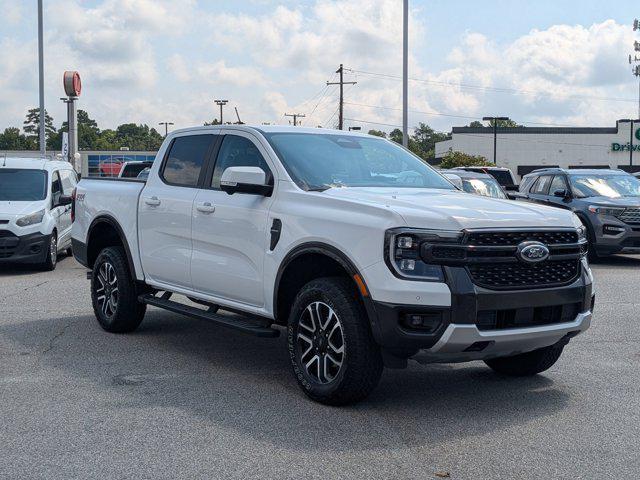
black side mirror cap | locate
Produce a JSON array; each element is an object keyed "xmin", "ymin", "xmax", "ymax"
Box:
[
  {"xmin": 553, "ymin": 188, "xmax": 569, "ymax": 198},
  {"xmin": 57, "ymin": 194, "xmax": 73, "ymax": 207}
]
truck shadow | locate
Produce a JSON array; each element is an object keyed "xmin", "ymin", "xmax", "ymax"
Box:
[{"xmin": 1, "ymin": 309, "xmax": 571, "ymax": 452}]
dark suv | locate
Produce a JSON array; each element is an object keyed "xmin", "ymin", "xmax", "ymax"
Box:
[{"xmin": 519, "ymin": 168, "xmax": 640, "ymax": 258}]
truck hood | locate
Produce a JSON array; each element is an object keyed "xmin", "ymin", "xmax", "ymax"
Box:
[
  {"xmin": 0, "ymin": 200, "xmax": 46, "ymax": 217},
  {"xmin": 322, "ymin": 187, "xmax": 579, "ymax": 230},
  {"xmin": 579, "ymin": 196, "xmax": 640, "ymax": 207}
]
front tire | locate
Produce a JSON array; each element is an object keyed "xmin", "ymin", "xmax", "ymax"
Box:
[
  {"xmin": 91, "ymin": 246, "xmax": 146, "ymax": 333},
  {"xmin": 287, "ymin": 277, "xmax": 383, "ymax": 405},
  {"xmin": 484, "ymin": 343, "xmax": 565, "ymax": 376},
  {"xmin": 40, "ymin": 232, "xmax": 58, "ymax": 271}
]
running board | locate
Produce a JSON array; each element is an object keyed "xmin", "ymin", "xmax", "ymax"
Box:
[{"xmin": 138, "ymin": 294, "xmax": 279, "ymax": 338}]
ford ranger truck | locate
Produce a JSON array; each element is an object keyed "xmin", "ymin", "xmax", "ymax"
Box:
[{"xmin": 71, "ymin": 126, "xmax": 594, "ymax": 405}]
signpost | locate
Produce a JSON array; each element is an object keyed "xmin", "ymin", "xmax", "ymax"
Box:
[{"xmin": 61, "ymin": 71, "xmax": 82, "ymax": 173}]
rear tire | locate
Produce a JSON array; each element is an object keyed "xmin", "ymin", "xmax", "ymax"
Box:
[
  {"xmin": 287, "ymin": 277, "xmax": 383, "ymax": 405},
  {"xmin": 91, "ymin": 246, "xmax": 146, "ymax": 333},
  {"xmin": 484, "ymin": 343, "xmax": 564, "ymax": 376}
]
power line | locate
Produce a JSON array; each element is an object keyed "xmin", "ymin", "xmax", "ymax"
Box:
[
  {"xmin": 345, "ymin": 68, "xmax": 639, "ymax": 104},
  {"xmin": 327, "ymin": 64, "xmax": 357, "ymax": 130}
]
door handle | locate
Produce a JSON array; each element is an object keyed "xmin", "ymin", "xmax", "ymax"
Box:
[
  {"xmin": 196, "ymin": 202, "xmax": 216, "ymax": 214},
  {"xmin": 144, "ymin": 196, "xmax": 161, "ymax": 207}
]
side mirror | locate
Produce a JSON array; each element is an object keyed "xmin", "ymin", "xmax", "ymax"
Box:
[
  {"xmin": 56, "ymin": 194, "xmax": 73, "ymax": 207},
  {"xmin": 220, "ymin": 166, "xmax": 273, "ymax": 196},
  {"xmin": 553, "ymin": 188, "xmax": 569, "ymax": 199},
  {"xmin": 508, "ymin": 191, "xmax": 527, "ymax": 200}
]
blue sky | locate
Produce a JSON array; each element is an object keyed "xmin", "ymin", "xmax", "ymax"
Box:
[{"xmin": 0, "ymin": 0, "xmax": 639, "ymax": 135}]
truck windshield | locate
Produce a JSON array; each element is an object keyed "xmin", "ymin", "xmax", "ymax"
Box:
[
  {"xmin": 264, "ymin": 133, "xmax": 456, "ymax": 191},
  {"xmin": 0, "ymin": 169, "xmax": 47, "ymax": 201},
  {"xmin": 569, "ymin": 174, "xmax": 640, "ymax": 198}
]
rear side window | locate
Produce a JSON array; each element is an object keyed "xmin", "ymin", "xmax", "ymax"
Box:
[
  {"xmin": 487, "ymin": 170, "xmax": 514, "ymax": 186},
  {"xmin": 51, "ymin": 171, "xmax": 62, "ymax": 204},
  {"xmin": 161, "ymin": 135, "xmax": 214, "ymax": 187},
  {"xmin": 531, "ymin": 175, "xmax": 552, "ymax": 194},
  {"xmin": 211, "ymin": 135, "xmax": 271, "ymax": 189}
]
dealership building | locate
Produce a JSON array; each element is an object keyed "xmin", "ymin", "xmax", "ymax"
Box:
[{"xmin": 435, "ymin": 120, "xmax": 640, "ymax": 179}]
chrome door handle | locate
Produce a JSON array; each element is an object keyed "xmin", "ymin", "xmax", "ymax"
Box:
[
  {"xmin": 144, "ymin": 196, "xmax": 161, "ymax": 206},
  {"xmin": 196, "ymin": 202, "xmax": 216, "ymax": 214}
]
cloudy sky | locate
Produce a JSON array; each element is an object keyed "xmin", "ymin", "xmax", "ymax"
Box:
[{"xmin": 0, "ymin": 0, "xmax": 639, "ymax": 135}]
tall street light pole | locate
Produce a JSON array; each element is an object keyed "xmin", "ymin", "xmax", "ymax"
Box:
[
  {"xmin": 158, "ymin": 122, "xmax": 174, "ymax": 137},
  {"xmin": 214, "ymin": 99, "xmax": 228, "ymax": 124},
  {"xmin": 402, "ymin": 0, "xmax": 408, "ymax": 147},
  {"xmin": 37, "ymin": 0, "xmax": 45, "ymax": 155},
  {"xmin": 483, "ymin": 116, "xmax": 510, "ymax": 164}
]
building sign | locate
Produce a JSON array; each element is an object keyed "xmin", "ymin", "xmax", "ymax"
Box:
[{"xmin": 612, "ymin": 128, "xmax": 640, "ymax": 151}]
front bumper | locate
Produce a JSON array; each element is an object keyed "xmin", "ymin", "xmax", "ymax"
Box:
[
  {"xmin": 0, "ymin": 231, "xmax": 50, "ymax": 264},
  {"xmin": 368, "ymin": 263, "xmax": 593, "ymax": 364},
  {"xmin": 591, "ymin": 214, "xmax": 640, "ymax": 254}
]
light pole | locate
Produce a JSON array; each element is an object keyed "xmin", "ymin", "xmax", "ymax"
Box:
[
  {"xmin": 159, "ymin": 122, "xmax": 174, "ymax": 137},
  {"xmin": 483, "ymin": 116, "xmax": 510, "ymax": 164},
  {"xmin": 402, "ymin": 0, "xmax": 408, "ymax": 147},
  {"xmin": 37, "ymin": 0, "xmax": 45, "ymax": 155},
  {"xmin": 214, "ymin": 99, "xmax": 228, "ymax": 124}
]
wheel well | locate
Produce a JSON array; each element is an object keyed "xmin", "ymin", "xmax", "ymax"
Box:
[
  {"xmin": 87, "ymin": 221, "xmax": 125, "ymax": 269},
  {"xmin": 275, "ymin": 252, "xmax": 358, "ymax": 325}
]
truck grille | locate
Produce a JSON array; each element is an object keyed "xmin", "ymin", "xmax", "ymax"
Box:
[
  {"xmin": 468, "ymin": 259, "xmax": 580, "ymax": 290},
  {"xmin": 617, "ymin": 207, "xmax": 640, "ymax": 225},
  {"xmin": 423, "ymin": 229, "xmax": 585, "ymax": 290},
  {"xmin": 0, "ymin": 230, "xmax": 19, "ymax": 259}
]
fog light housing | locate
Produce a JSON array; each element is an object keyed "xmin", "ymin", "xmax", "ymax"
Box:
[
  {"xmin": 603, "ymin": 224, "xmax": 625, "ymax": 235},
  {"xmin": 401, "ymin": 312, "xmax": 443, "ymax": 333}
]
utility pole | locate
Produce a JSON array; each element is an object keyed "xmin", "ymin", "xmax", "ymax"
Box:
[
  {"xmin": 483, "ymin": 116, "xmax": 510, "ymax": 164},
  {"xmin": 402, "ymin": 0, "xmax": 409, "ymax": 147},
  {"xmin": 37, "ymin": 0, "xmax": 45, "ymax": 155},
  {"xmin": 234, "ymin": 107, "xmax": 244, "ymax": 124},
  {"xmin": 158, "ymin": 122, "xmax": 174, "ymax": 137},
  {"xmin": 284, "ymin": 113, "xmax": 306, "ymax": 126},
  {"xmin": 214, "ymin": 99, "xmax": 228, "ymax": 124},
  {"xmin": 327, "ymin": 64, "xmax": 357, "ymax": 130}
]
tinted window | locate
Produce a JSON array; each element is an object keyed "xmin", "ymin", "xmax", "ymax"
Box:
[
  {"xmin": 264, "ymin": 133, "xmax": 455, "ymax": 191},
  {"xmin": 569, "ymin": 174, "xmax": 640, "ymax": 198},
  {"xmin": 162, "ymin": 135, "xmax": 214, "ymax": 186},
  {"xmin": 548, "ymin": 175, "xmax": 568, "ymax": 195},
  {"xmin": 211, "ymin": 135, "xmax": 270, "ymax": 189},
  {"xmin": 0, "ymin": 169, "xmax": 47, "ymax": 201},
  {"xmin": 51, "ymin": 171, "xmax": 62, "ymax": 204},
  {"xmin": 531, "ymin": 175, "xmax": 552, "ymax": 194}
]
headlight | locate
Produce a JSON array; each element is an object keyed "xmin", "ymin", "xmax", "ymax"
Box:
[
  {"xmin": 16, "ymin": 209, "xmax": 45, "ymax": 227},
  {"xmin": 587, "ymin": 205, "xmax": 625, "ymax": 216},
  {"xmin": 385, "ymin": 228, "xmax": 462, "ymax": 281}
]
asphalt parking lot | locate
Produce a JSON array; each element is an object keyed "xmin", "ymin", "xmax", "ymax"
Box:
[{"xmin": 1, "ymin": 256, "xmax": 639, "ymax": 479}]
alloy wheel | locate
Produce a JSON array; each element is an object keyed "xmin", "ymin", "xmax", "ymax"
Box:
[
  {"xmin": 296, "ymin": 301, "xmax": 345, "ymax": 384},
  {"xmin": 50, "ymin": 235, "xmax": 57, "ymax": 267},
  {"xmin": 95, "ymin": 261, "xmax": 119, "ymax": 318}
]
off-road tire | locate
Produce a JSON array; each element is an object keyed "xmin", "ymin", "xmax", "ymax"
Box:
[
  {"xmin": 91, "ymin": 246, "xmax": 146, "ymax": 333},
  {"xmin": 287, "ymin": 277, "xmax": 383, "ymax": 405},
  {"xmin": 484, "ymin": 344, "xmax": 565, "ymax": 376}
]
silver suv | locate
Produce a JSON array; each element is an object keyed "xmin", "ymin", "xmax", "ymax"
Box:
[{"xmin": 519, "ymin": 168, "xmax": 640, "ymax": 258}]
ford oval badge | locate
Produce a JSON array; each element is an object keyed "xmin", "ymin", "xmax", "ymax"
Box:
[{"xmin": 517, "ymin": 241, "xmax": 550, "ymax": 263}]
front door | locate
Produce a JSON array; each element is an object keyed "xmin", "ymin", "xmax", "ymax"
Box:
[
  {"xmin": 57, "ymin": 169, "xmax": 77, "ymax": 247},
  {"xmin": 138, "ymin": 133, "xmax": 216, "ymax": 290},
  {"xmin": 191, "ymin": 131, "xmax": 275, "ymax": 307}
]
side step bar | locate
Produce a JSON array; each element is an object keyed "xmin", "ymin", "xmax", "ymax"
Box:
[{"xmin": 138, "ymin": 293, "xmax": 279, "ymax": 338}]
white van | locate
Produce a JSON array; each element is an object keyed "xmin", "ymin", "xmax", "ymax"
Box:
[{"xmin": 0, "ymin": 157, "xmax": 77, "ymax": 270}]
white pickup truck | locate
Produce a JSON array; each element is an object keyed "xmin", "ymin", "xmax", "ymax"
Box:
[{"xmin": 72, "ymin": 125, "xmax": 594, "ymax": 405}]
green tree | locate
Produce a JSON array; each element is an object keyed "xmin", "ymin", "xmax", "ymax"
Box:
[
  {"xmin": 23, "ymin": 108, "xmax": 56, "ymax": 149},
  {"xmin": 410, "ymin": 122, "xmax": 450, "ymax": 160},
  {"xmin": 468, "ymin": 120, "xmax": 484, "ymax": 127},
  {"xmin": 439, "ymin": 149, "xmax": 491, "ymax": 169},
  {"xmin": 0, "ymin": 127, "xmax": 29, "ymax": 150},
  {"xmin": 367, "ymin": 129, "xmax": 387, "ymax": 138},
  {"xmin": 204, "ymin": 119, "xmax": 221, "ymax": 126},
  {"xmin": 94, "ymin": 129, "xmax": 118, "ymax": 150},
  {"xmin": 48, "ymin": 110, "xmax": 101, "ymax": 150},
  {"xmin": 114, "ymin": 123, "xmax": 164, "ymax": 151},
  {"xmin": 488, "ymin": 118, "xmax": 520, "ymax": 128}
]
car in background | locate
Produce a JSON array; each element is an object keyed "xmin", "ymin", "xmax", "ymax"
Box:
[
  {"xmin": 633, "ymin": 172, "xmax": 640, "ymax": 179},
  {"xmin": 440, "ymin": 169, "xmax": 508, "ymax": 199},
  {"xmin": 519, "ymin": 168, "xmax": 640, "ymax": 258},
  {"xmin": 0, "ymin": 157, "xmax": 76, "ymax": 270},
  {"xmin": 453, "ymin": 166, "xmax": 519, "ymax": 191},
  {"xmin": 118, "ymin": 161, "xmax": 153, "ymax": 179},
  {"xmin": 136, "ymin": 167, "xmax": 151, "ymax": 180},
  {"xmin": 98, "ymin": 158, "xmax": 123, "ymax": 177}
]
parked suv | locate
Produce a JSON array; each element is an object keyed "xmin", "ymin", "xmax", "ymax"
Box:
[
  {"xmin": 452, "ymin": 166, "xmax": 519, "ymax": 191},
  {"xmin": 72, "ymin": 126, "xmax": 593, "ymax": 405},
  {"xmin": 439, "ymin": 169, "xmax": 508, "ymax": 199},
  {"xmin": 519, "ymin": 168, "xmax": 640, "ymax": 258},
  {"xmin": 0, "ymin": 158, "xmax": 76, "ymax": 270}
]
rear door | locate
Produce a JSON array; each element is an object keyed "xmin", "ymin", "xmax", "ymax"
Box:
[
  {"xmin": 190, "ymin": 131, "xmax": 275, "ymax": 307},
  {"xmin": 138, "ymin": 133, "xmax": 217, "ymax": 290}
]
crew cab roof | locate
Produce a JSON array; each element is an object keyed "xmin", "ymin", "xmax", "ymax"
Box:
[{"xmin": 167, "ymin": 125, "xmax": 370, "ymax": 138}]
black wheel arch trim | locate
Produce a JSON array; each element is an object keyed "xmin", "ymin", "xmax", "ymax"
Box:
[
  {"xmin": 273, "ymin": 242, "xmax": 380, "ymax": 336},
  {"xmin": 87, "ymin": 214, "xmax": 138, "ymax": 279}
]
